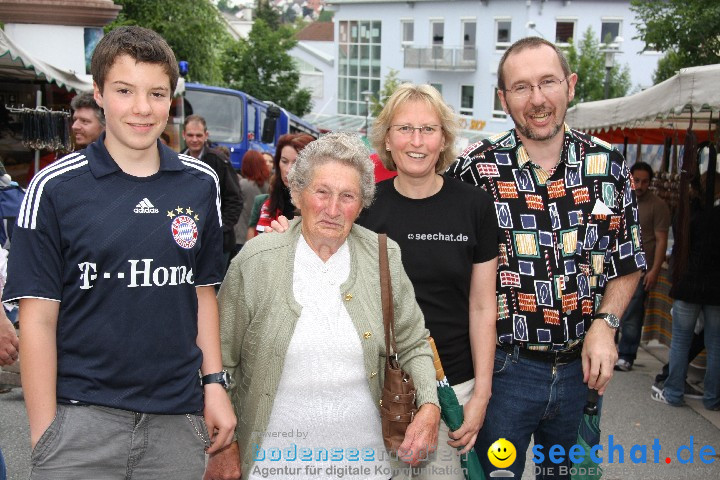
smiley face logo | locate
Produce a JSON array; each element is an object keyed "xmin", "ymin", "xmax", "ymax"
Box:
[{"xmin": 488, "ymin": 438, "xmax": 517, "ymax": 469}]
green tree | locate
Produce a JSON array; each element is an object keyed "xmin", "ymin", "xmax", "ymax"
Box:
[
  {"xmin": 222, "ymin": 19, "xmax": 312, "ymax": 116},
  {"xmin": 255, "ymin": 0, "xmax": 280, "ymax": 30},
  {"xmin": 565, "ymin": 27, "xmax": 631, "ymax": 104},
  {"xmin": 108, "ymin": 0, "xmax": 230, "ymax": 85},
  {"xmin": 216, "ymin": 0, "xmax": 240, "ymax": 15},
  {"xmin": 370, "ymin": 69, "xmax": 401, "ymax": 117},
  {"xmin": 631, "ymin": 0, "xmax": 720, "ymax": 83},
  {"xmin": 318, "ymin": 9, "xmax": 334, "ymax": 22}
]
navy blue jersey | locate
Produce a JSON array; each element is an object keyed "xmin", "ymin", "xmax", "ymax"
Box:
[{"xmin": 3, "ymin": 135, "xmax": 224, "ymax": 414}]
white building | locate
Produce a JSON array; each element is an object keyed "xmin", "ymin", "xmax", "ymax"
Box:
[{"xmin": 314, "ymin": 0, "xmax": 661, "ymax": 138}]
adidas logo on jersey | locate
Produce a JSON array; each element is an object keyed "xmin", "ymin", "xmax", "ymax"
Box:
[{"xmin": 134, "ymin": 198, "xmax": 159, "ymax": 214}]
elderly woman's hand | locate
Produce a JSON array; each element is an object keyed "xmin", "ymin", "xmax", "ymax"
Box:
[
  {"xmin": 266, "ymin": 215, "xmax": 290, "ymax": 233},
  {"xmin": 397, "ymin": 403, "xmax": 441, "ymax": 466}
]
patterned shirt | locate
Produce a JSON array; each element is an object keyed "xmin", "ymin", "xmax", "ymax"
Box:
[{"xmin": 447, "ymin": 125, "xmax": 645, "ymax": 351}]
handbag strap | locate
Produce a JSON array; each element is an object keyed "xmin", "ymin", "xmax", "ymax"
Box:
[{"xmin": 378, "ymin": 233, "xmax": 397, "ymax": 359}]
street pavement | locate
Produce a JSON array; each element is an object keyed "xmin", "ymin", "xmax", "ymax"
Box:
[{"xmin": 1, "ymin": 344, "xmax": 719, "ymax": 480}]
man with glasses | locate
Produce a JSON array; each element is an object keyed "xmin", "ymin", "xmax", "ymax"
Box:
[{"xmin": 448, "ymin": 37, "xmax": 643, "ymax": 478}]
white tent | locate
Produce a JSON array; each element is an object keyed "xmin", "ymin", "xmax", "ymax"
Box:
[
  {"xmin": 0, "ymin": 28, "xmax": 93, "ymax": 94},
  {"xmin": 566, "ymin": 64, "xmax": 720, "ymax": 134}
]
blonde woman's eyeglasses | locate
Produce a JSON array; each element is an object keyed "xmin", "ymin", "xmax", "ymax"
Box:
[{"xmin": 390, "ymin": 124, "xmax": 442, "ymax": 136}]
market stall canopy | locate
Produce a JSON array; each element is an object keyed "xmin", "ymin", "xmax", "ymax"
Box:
[
  {"xmin": 0, "ymin": 29, "xmax": 185, "ymax": 97},
  {"xmin": 0, "ymin": 28, "xmax": 93, "ymax": 94},
  {"xmin": 566, "ymin": 64, "xmax": 720, "ymax": 144}
]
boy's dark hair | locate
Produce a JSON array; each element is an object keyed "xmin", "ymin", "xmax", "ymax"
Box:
[
  {"xmin": 70, "ymin": 91, "xmax": 105, "ymax": 126},
  {"xmin": 497, "ymin": 37, "xmax": 571, "ymax": 90},
  {"xmin": 91, "ymin": 26, "xmax": 179, "ymax": 94},
  {"xmin": 630, "ymin": 161, "xmax": 654, "ymax": 182}
]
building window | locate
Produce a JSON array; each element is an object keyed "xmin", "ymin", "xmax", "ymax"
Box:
[
  {"xmin": 495, "ymin": 19, "xmax": 511, "ymax": 50},
  {"xmin": 431, "ymin": 20, "xmax": 444, "ymax": 60},
  {"xmin": 338, "ymin": 20, "xmax": 382, "ymax": 117},
  {"xmin": 462, "ymin": 20, "xmax": 476, "ymax": 61},
  {"xmin": 295, "ymin": 58, "xmax": 324, "ymax": 99},
  {"xmin": 460, "ymin": 85, "xmax": 474, "ymax": 116},
  {"xmin": 600, "ymin": 19, "xmax": 621, "ymax": 44},
  {"xmin": 430, "ymin": 83, "xmax": 442, "ymax": 94},
  {"xmin": 555, "ymin": 20, "xmax": 576, "ymax": 45},
  {"xmin": 401, "ymin": 20, "xmax": 414, "ymax": 44},
  {"xmin": 493, "ymin": 87, "xmax": 507, "ymax": 120}
]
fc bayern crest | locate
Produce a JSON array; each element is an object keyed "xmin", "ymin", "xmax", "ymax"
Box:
[{"xmin": 171, "ymin": 215, "xmax": 198, "ymax": 249}]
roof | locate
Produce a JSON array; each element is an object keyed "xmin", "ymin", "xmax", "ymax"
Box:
[
  {"xmin": 0, "ymin": 29, "xmax": 185, "ymax": 96},
  {"xmin": 296, "ymin": 22, "xmax": 334, "ymax": 42},
  {"xmin": 566, "ymin": 64, "xmax": 720, "ymax": 133},
  {"xmin": 0, "ymin": 28, "xmax": 92, "ymax": 93}
]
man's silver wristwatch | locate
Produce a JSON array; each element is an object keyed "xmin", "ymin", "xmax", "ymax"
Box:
[{"xmin": 593, "ymin": 312, "xmax": 620, "ymax": 329}]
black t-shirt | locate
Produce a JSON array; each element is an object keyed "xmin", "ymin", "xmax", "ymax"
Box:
[{"xmin": 357, "ymin": 176, "xmax": 498, "ymax": 384}]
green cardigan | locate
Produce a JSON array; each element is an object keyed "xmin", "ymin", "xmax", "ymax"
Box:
[{"xmin": 218, "ymin": 219, "xmax": 439, "ymax": 477}]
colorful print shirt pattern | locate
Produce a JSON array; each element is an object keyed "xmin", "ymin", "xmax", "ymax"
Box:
[{"xmin": 447, "ymin": 125, "xmax": 645, "ymax": 351}]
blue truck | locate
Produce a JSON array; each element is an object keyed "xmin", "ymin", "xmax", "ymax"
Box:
[{"xmin": 182, "ymin": 83, "xmax": 319, "ymax": 169}]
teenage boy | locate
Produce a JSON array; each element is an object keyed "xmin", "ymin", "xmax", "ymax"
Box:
[{"xmin": 3, "ymin": 26, "xmax": 235, "ymax": 479}]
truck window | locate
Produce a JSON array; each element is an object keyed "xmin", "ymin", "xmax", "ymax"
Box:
[{"xmin": 185, "ymin": 90, "xmax": 244, "ymax": 144}]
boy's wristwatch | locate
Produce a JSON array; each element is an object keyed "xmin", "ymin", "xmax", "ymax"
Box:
[
  {"xmin": 201, "ymin": 370, "xmax": 231, "ymax": 390},
  {"xmin": 593, "ymin": 313, "xmax": 620, "ymax": 329}
]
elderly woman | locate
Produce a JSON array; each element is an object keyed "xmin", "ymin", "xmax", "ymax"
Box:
[
  {"xmin": 205, "ymin": 132, "xmax": 440, "ymax": 480},
  {"xmin": 361, "ymin": 84, "xmax": 498, "ymax": 479}
]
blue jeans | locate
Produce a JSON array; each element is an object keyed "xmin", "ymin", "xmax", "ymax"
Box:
[
  {"xmin": 618, "ymin": 281, "xmax": 647, "ymax": 363},
  {"xmin": 664, "ymin": 300, "xmax": 720, "ymax": 409},
  {"xmin": 476, "ymin": 348, "xmax": 589, "ymax": 479}
]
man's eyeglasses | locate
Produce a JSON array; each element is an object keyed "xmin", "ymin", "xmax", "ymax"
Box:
[
  {"xmin": 503, "ymin": 78, "xmax": 568, "ymax": 98},
  {"xmin": 390, "ymin": 124, "xmax": 442, "ymax": 136}
]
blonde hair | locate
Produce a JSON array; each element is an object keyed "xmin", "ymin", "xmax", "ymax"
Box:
[{"xmin": 370, "ymin": 83, "xmax": 458, "ymax": 174}]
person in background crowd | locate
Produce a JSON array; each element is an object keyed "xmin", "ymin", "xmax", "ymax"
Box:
[
  {"xmin": 3, "ymin": 26, "xmax": 236, "ymax": 479},
  {"xmin": 447, "ymin": 36, "xmax": 643, "ymax": 478},
  {"xmin": 262, "ymin": 152, "xmax": 274, "ymax": 175},
  {"xmin": 615, "ymin": 161, "xmax": 671, "ymax": 372},
  {"xmin": 652, "ymin": 176, "xmax": 720, "ymax": 411},
  {"xmin": 653, "ymin": 328, "xmax": 705, "ymax": 398},
  {"xmin": 29, "ymin": 92, "xmax": 106, "ymax": 179},
  {"xmin": 182, "ymin": 114, "xmax": 242, "ymax": 268},
  {"xmin": 70, "ymin": 91, "xmax": 105, "ymax": 149},
  {"xmin": 204, "ymin": 132, "xmax": 440, "ymax": 480},
  {"xmin": 254, "ymin": 134, "xmax": 313, "ymax": 234},
  {"xmin": 234, "ymin": 150, "xmax": 270, "ymax": 253}
]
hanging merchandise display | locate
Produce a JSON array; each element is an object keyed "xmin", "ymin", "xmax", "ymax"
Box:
[{"xmin": 10, "ymin": 106, "xmax": 72, "ymax": 152}]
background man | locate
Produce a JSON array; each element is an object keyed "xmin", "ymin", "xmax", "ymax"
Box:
[
  {"xmin": 182, "ymin": 115, "xmax": 242, "ymax": 268},
  {"xmin": 447, "ymin": 37, "xmax": 643, "ymax": 478},
  {"xmin": 615, "ymin": 162, "xmax": 670, "ymax": 372},
  {"xmin": 70, "ymin": 91, "xmax": 105, "ymax": 148}
]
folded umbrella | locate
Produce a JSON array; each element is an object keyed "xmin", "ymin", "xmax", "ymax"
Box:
[
  {"xmin": 428, "ymin": 337, "xmax": 486, "ymax": 480},
  {"xmin": 571, "ymin": 388, "xmax": 603, "ymax": 480}
]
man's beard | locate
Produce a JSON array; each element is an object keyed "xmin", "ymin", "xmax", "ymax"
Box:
[{"xmin": 507, "ymin": 104, "xmax": 566, "ymax": 142}]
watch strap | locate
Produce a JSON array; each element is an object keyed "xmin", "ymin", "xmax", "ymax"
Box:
[{"xmin": 201, "ymin": 371, "xmax": 229, "ymax": 388}]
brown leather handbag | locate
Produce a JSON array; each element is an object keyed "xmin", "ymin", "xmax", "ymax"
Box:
[{"xmin": 378, "ymin": 233, "xmax": 418, "ymax": 453}]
